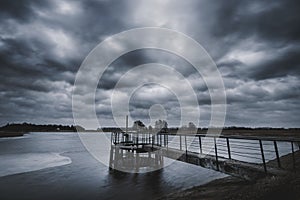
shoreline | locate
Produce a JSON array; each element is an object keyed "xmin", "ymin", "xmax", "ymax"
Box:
[
  {"xmin": 0, "ymin": 131, "xmax": 25, "ymax": 138},
  {"xmin": 158, "ymin": 150, "xmax": 300, "ymax": 200},
  {"xmin": 0, "ymin": 128, "xmax": 299, "ymax": 139}
]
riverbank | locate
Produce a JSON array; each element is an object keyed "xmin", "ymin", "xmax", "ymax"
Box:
[
  {"xmin": 158, "ymin": 150, "xmax": 300, "ymax": 200},
  {"xmin": 0, "ymin": 131, "xmax": 25, "ymax": 138},
  {"xmin": 219, "ymin": 128, "xmax": 300, "ymax": 138}
]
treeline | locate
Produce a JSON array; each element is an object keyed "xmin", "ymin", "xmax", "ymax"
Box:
[
  {"xmin": 1, "ymin": 123, "xmax": 299, "ymax": 133},
  {"xmin": 100, "ymin": 126, "xmax": 300, "ymax": 133},
  {"xmin": 222, "ymin": 126, "xmax": 300, "ymax": 130},
  {"xmin": 0, "ymin": 123, "xmax": 85, "ymax": 132},
  {"xmin": 100, "ymin": 127, "xmax": 123, "ymax": 132}
]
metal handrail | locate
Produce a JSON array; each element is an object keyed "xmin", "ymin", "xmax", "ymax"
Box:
[{"xmin": 111, "ymin": 131, "xmax": 300, "ymax": 173}]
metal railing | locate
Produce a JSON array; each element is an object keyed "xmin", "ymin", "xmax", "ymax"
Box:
[{"xmin": 111, "ymin": 131, "xmax": 300, "ymax": 173}]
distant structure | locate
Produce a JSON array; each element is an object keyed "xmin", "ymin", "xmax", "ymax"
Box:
[{"xmin": 154, "ymin": 119, "xmax": 168, "ymax": 133}]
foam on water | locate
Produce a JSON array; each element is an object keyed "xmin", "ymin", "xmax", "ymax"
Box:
[
  {"xmin": 0, "ymin": 153, "xmax": 72, "ymax": 177},
  {"xmin": 0, "ymin": 134, "xmax": 31, "ymax": 140}
]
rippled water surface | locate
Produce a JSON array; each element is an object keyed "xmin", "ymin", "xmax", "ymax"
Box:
[{"xmin": 0, "ymin": 132, "xmax": 227, "ymax": 200}]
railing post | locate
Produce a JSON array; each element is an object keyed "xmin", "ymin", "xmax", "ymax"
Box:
[
  {"xmin": 226, "ymin": 138, "xmax": 231, "ymax": 159},
  {"xmin": 160, "ymin": 134, "xmax": 162, "ymax": 146},
  {"xmin": 199, "ymin": 136, "xmax": 202, "ymax": 154},
  {"xmin": 158, "ymin": 134, "xmax": 160, "ymax": 146},
  {"xmin": 111, "ymin": 132, "xmax": 113, "ymax": 144},
  {"xmin": 259, "ymin": 140, "xmax": 267, "ymax": 173},
  {"xmin": 141, "ymin": 133, "xmax": 143, "ymax": 144},
  {"xmin": 274, "ymin": 141, "xmax": 281, "ymax": 168},
  {"xmin": 159, "ymin": 134, "xmax": 160, "ymax": 146},
  {"xmin": 185, "ymin": 135, "xmax": 187, "ymax": 155},
  {"xmin": 152, "ymin": 134, "xmax": 154, "ymax": 149},
  {"xmin": 214, "ymin": 137, "xmax": 219, "ymax": 171},
  {"xmin": 125, "ymin": 115, "xmax": 128, "ymax": 132},
  {"xmin": 179, "ymin": 135, "xmax": 182, "ymax": 151},
  {"xmin": 166, "ymin": 134, "xmax": 168, "ymax": 148},
  {"xmin": 291, "ymin": 142, "xmax": 296, "ymax": 170}
]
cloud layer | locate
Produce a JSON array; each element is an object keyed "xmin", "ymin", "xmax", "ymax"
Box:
[{"xmin": 0, "ymin": 0, "xmax": 299, "ymax": 128}]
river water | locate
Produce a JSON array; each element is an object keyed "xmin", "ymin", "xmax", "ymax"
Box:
[{"xmin": 0, "ymin": 132, "xmax": 227, "ymax": 200}]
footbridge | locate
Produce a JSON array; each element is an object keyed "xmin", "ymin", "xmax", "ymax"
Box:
[{"xmin": 109, "ymin": 131, "xmax": 300, "ymax": 181}]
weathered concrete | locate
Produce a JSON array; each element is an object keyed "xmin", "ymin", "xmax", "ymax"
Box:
[{"xmin": 143, "ymin": 145, "xmax": 287, "ymax": 181}]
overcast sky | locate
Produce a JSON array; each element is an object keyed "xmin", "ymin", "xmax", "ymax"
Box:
[{"xmin": 0, "ymin": 0, "xmax": 299, "ymax": 128}]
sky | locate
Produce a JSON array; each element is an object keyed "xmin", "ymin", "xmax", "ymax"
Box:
[{"xmin": 0, "ymin": 0, "xmax": 299, "ymax": 129}]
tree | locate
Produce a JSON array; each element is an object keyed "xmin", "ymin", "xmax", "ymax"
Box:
[
  {"xmin": 154, "ymin": 119, "xmax": 168, "ymax": 132},
  {"xmin": 188, "ymin": 122, "xmax": 196, "ymax": 129},
  {"xmin": 132, "ymin": 120, "xmax": 145, "ymax": 131}
]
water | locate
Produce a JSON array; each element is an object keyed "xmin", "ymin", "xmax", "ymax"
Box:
[
  {"xmin": 0, "ymin": 152, "xmax": 71, "ymax": 177},
  {"xmin": 0, "ymin": 132, "xmax": 227, "ymax": 200}
]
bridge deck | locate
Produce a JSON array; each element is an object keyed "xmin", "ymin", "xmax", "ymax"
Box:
[{"xmin": 143, "ymin": 145, "xmax": 286, "ymax": 181}]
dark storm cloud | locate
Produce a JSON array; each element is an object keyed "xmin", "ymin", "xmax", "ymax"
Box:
[
  {"xmin": 128, "ymin": 87, "xmax": 181, "ymax": 126},
  {"xmin": 211, "ymin": 0, "xmax": 300, "ymax": 80},
  {"xmin": 0, "ymin": 0, "xmax": 52, "ymax": 23},
  {"xmin": 0, "ymin": 0, "xmax": 299, "ymax": 128},
  {"xmin": 0, "ymin": 36, "xmax": 75, "ymax": 93},
  {"xmin": 0, "ymin": 0, "xmax": 131, "ymax": 126},
  {"xmin": 212, "ymin": 0, "xmax": 300, "ymax": 43},
  {"xmin": 248, "ymin": 48, "xmax": 300, "ymax": 80},
  {"xmin": 98, "ymin": 49, "xmax": 197, "ymax": 90}
]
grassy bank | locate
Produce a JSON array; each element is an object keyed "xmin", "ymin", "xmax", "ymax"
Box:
[{"xmin": 158, "ymin": 151, "xmax": 300, "ymax": 200}]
